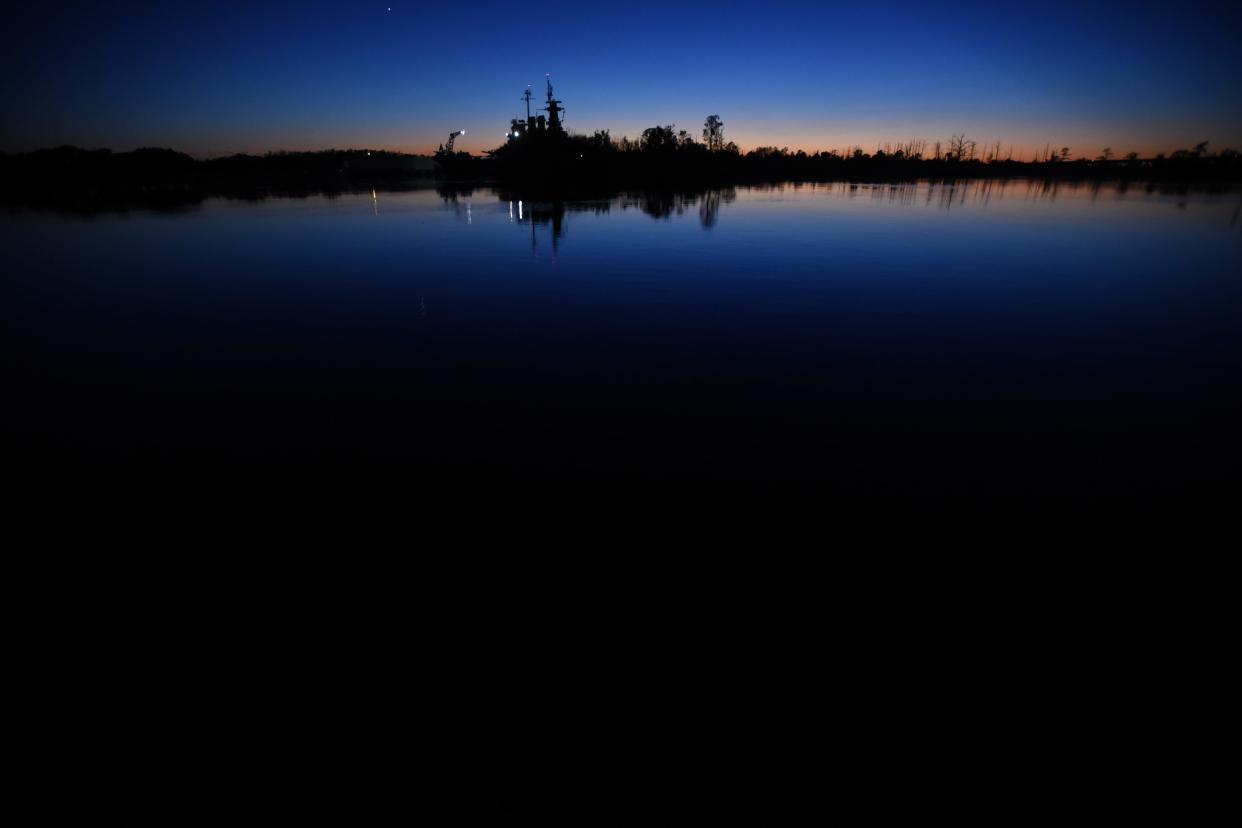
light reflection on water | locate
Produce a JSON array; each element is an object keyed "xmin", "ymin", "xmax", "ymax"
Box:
[
  {"xmin": 5, "ymin": 180, "xmax": 1241, "ymax": 492},
  {"xmin": 424, "ymin": 180, "xmax": 1241, "ymax": 260}
]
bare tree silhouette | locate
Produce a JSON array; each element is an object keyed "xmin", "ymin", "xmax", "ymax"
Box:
[{"xmin": 702, "ymin": 115, "xmax": 724, "ymax": 152}]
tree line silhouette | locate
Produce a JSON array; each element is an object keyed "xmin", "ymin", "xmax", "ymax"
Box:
[
  {"xmin": 488, "ymin": 116, "xmax": 1240, "ymax": 188},
  {"xmin": 3, "ymin": 118, "xmax": 1238, "ymax": 209},
  {"xmin": 0, "ymin": 146, "xmax": 433, "ymax": 209}
]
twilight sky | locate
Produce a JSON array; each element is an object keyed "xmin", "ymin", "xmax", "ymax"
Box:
[{"xmin": 3, "ymin": 0, "xmax": 1239, "ymax": 159}]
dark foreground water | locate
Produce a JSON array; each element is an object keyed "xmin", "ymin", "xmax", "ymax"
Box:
[
  {"xmin": 8, "ymin": 180, "xmax": 1239, "ymax": 821},
  {"xmin": 8, "ymin": 179, "xmax": 1241, "ymax": 494}
]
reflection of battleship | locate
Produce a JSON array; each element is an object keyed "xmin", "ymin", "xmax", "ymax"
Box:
[
  {"xmin": 499, "ymin": 188, "xmax": 736, "ymax": 256},
  {"xmin": 437, "ymin": 184, "xmax": 737, "ymax": 261},
  {"xmin": 506, "ymin": 196, "xmax": 566, "ymax": 258}
]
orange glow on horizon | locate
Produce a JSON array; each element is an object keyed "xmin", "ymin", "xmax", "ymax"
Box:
[
  {"xmin": 184, "ymin": 125, "xmax": 1229, "ymax": 163},
  {"xmin": 343, "ymin": 136, "xmax": 1211, "ymax": 164}
]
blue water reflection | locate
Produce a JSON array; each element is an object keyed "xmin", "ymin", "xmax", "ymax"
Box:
[{"xmin": 7, "ymin": 181, "xmax": 1240, "ymax": 493}]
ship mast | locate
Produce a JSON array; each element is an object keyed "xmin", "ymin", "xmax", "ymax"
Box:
[{"xmin": 543, "ymin": 74, "xmax": 564, "ymax": 133}]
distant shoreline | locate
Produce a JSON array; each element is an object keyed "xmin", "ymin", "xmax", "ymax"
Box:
[{"xmin": 3, "ymin": 144, "xmax": 1239, "ymax": 211}]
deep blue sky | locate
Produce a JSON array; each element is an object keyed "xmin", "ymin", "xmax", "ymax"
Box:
[{"xmin": 3, "ymin": 0, "xmax": 1239, "ymax": 158}]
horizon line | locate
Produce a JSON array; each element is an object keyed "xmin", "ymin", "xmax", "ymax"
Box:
[{"xmin": 10, "ymin": 138, "xmax": 1230, "ymax": 165}]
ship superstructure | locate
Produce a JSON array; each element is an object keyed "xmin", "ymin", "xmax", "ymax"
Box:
[{"xmin": 507, "ymin": 75, "xmax": 566, "ymax": 142}]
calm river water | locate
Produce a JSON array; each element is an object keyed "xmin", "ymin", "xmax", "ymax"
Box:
[{"xmin": 8, "ymin": 180, "xmax": 1241, "ymax": 496}]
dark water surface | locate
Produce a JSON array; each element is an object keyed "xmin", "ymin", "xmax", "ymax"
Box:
[
  {"xmin": 10, "ymin": 180, "xmax": 1237, "ymax": 818},
  {"xmin": 9, "ymin": 180, "xmax": 1240, "ymax": 494}
]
